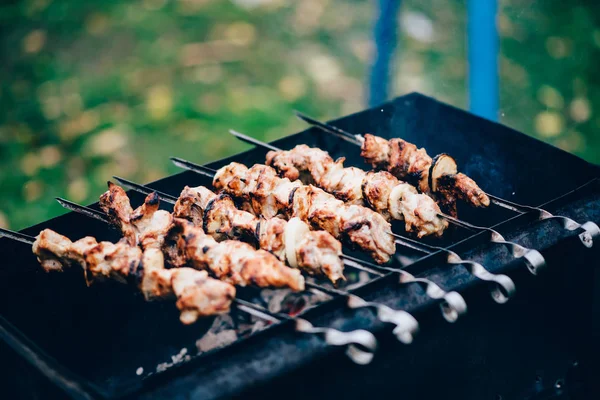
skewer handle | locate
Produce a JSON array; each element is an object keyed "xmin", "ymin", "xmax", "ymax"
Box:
[
  {"xmin": 306, "ymin": 282, "xmax": 419, "ymax": 344},
  {"xmin": 295, "ymin": 318, "xmax": 378, "ymax": 365},
  {"xmin": 488, "ymin": 194, "xmax": 599, "ymax": 248},
  {"xmin": 397, "ymin": 271, "xmax": 468, "ymax": 323},
  {"xmin": 442, "ymin": 212, "xmax": 547, "ymax": 273},
  {"xmin": 342, "ymin": 254, "xmax": 468, "ymax": 322},
  {"xmin": 445, "ymin": 250, "xmax": 516, "ymax": 304},
  {"xmin": 346, "ymin": 295, "xmax": 419, "ymax": 344}
]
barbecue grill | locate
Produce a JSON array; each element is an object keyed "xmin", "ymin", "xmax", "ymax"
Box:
[{"xmin": 1, "ymin": 92, "xmax": 599, "ymax": 400}]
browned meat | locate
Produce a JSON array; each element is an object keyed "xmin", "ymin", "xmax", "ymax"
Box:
[
  {"xmin": 166, "ymin": 219, "xmax": 305, "ymax": 291},
  {"xmin": 294, "ymin": 222, "xmax": 344, "ymax": 283},
  {"xmin": 83, "ymin": 238, "xmax": 143, "ymax": 284},
  {"xmin": 266, "ymin": 144, "xmax": 331, "ymax": 183},
  {"xmin": 32, "ymin": 229, "xmax": 98, "ymax": 273},
  {"xmin": 31, "ymin": 229, "xmax": 235, "ymax": 324},
  {"xmin": 361, "ymin": 134, "xmax": 489, "ymax": 208},
  {"xmin": 174, "ymin": 185, "xmax": 344, "ymax": 283},
  {"xmin": 265, "ymin": 146, "xmax": 447, "ymax": 237},
  {"xmin": 170, "ymin": 265, "xmax": 236, "ymax": 324},
  {"xmin": 447, "ymin": 173, "xmax": 489, "ymax": 208},
  {"xmin": 293, "ymin": 185, "xmax": 395, "ymax": 264},
  {"xmin": 214, "ymin": 162, "xmax": 395, "ymax": 264},
  {"xmin": 174, "ymin": 186, "xmax": 258, "ymax": 242},
  {"xmin": 100, "ymin": 182, "xmax": 173, "ymax": 249},
  {"xmin": 214, "ymin": 163, "xmax": 302, "ymax": 218}
]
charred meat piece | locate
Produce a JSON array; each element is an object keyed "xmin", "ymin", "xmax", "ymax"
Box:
[
  {"xmin": 174, "ymin": 186, "xmax": 258, "ymax": 242},
  {"xmin": 265, "ymin": 145, "xmax": 447, "ymax": 237},
  {"xmin": 31, "ymin": 229, "xmax": 235, "ymax": 324},
  {"xmin": 361, "ymin": 134, "xmax": 490, "ymax": 208},
  {"xmin": 214, "ymin": 163, "xmax": 302, "ymax": 219},
  {"xmin": 214, "ymin": 162, "xmax": 395, "ymax": 263},
  {"xmin": 100, "ymin": 182, "xmax": 173, "ymax": 249},
  {"xmin": 174, "ymin": 185, "xmax": 344, "ymax": 283},
  {"xmin": 166, "ymin": 219, "xmax": 305, "ymax": 291}
]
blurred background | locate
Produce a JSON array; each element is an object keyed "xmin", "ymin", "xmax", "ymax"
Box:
[{"xmin": 1, "ymin": 0, "xmax": 599, "ymax": 230}]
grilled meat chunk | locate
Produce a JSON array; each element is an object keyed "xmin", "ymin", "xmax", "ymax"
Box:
[
  {"xmin": 166, "ymin": 219, "xmax": 305, "ymax": 291},
  {"xmin": 174, "ymin": 185, "xmax": 344, "ymax": 283},
  {"xmin": 32, "ymin": 229, "xmax": 98, "ymax": 273},
  {"xmin": 100, "ymin": 182, "xmax": 173, "ymax": 249},
  {"xmin": 213, "ymin": 162, "xmax": 394, "ymax": 264},
  {"xmin": 214, "ymin": 163, "xmax": 302, "ymax": 218},
  {"xmin": 31, "ymin": 229, "xmax": 235, "ymax": 324},
  {"xmin": 265, "ymin": 145, "xmax": 447, "ymax": 237},
  {"xmin": 360, "ymin": 134, "xmax": 490, "ymax": 208},
  {"xmin": 170, "ymin": 266, "xmax": 236, "ymax": 324},
  {"xmin": 174, "ymin": 186, "xmax": 258, "ymax": 242}
]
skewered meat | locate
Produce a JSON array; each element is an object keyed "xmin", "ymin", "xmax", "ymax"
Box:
[
  {"xmin": 32, "ymin": 229, "xmax": 235, "ymax": 324},
  {"xmin": 101, "ymin": 183, "xmax": 304, "ymax": 290},
  {"xmin": 360, "ymin": 134, "xmax": 490, "ymax": 209},
  {"xmin": 100, "ymin": 182, "xmax": 173, "ymax": 249},
  {"xmin": 165, "ymin": 219, "xmax": 305, "ymax": 291},
  {"xmin": 174, "ymin": 185, "xmax": 345, "ymax": 283},
  {"xmin": 174, "ymin": 186, "xmax": 257, "ymax": 242},
  {"xmin": 32, "ymin": 229, "xmax": 98, "ymax": 273},
  {"xmin": 213, "ymin": 162, "xmax": 395, "ymax": 264},
  {"xmin": 265, "ymin": 145, "xmax": 447, "ymax": 237}
]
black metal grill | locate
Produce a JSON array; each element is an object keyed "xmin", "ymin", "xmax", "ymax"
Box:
[{"xmin": 1, "ymin": 93, "xmax": 598, "ymax": 400}]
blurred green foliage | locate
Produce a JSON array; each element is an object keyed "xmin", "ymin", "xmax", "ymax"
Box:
[{"xmin": 1, "ymin": 0, "xmax": 599, "ymax": 230}]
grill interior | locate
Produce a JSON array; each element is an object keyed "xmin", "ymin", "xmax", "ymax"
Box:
[{"xmin": 0, "ymin": 93, "xmax": 598, "ymax": 399}]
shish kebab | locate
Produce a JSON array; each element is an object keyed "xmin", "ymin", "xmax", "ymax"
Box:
[
  {"xmin": 104, "ymin": 180, "xmax": 345, "ymax": 284},
  {"xmin": 293, "ymin": 112, "xmax": 488, "ymax": 216},
  {"xmin": 97, "ymin": 182, "xmax": 305, "ymax": 291},
  {"xmin": 58, "ymin": 189, "xmax": 424, "ymax": 342},
  {"xmin": 168, "ymin": 157, "xmax": 516, "ymax": 304},
  {"xmin": 228, "ymin": 130, "xmax": 548, "ymax": 275},
  {"xmin": 0, "ymin": 228, "xmax": 378, "ymax": 365},
  {"xmin": 110, "ymin": 176, "xmax": 467, "ymax": 323},
  {"xmin": 294, "ymin": 112, "xmax": 600, "ymax": 247},
  {"xmin": 229, "ymin": 130, "xmax": 448, "ymax": 238},
  {"xmin": 203, "ymin": 161, "xmax": 396, "ymax": 264},
  {"xmin": 9, "ymin": 227, "xmax": 235, "ymax": 324}
]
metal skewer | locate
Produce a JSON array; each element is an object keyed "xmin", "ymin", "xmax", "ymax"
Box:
[
  {"xmin": 55, "ymin": 197, "xmax": 420, "ymax": 344},
  {"xmin": 294, "ymin": 111, "xmax": 600, "ymax": 248},
  {"xmin": 112, "ymin": 176, "xmax": 468, "ymax": 323},
  {"xmin": 0, "ymin": 226, "xmax": 378, "ymax": 365},
  {"xmin": 223, "ymin": 130, "xmax": 516, "ymax": 303}
]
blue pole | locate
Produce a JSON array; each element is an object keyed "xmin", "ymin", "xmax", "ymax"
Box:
[
  {"xmin": 369, "ymin": 0, "xmax": 401, "ymax": 107},
  {"xmin": 468, "ymin": 0, "xmax": 499, "ymax": 121}
]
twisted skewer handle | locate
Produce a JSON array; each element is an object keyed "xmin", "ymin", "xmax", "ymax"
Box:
[
  {"xmin": 445, "ymin": 251, "xmax": 516, "ymax": 304},
  {"xmin": 397, "ymin": 270, "xmax": 467, "ymax": 323},
  {"xmin": 295, "ymin": 318, "xmax": 377, "ymax": 365},
  {"xmin": 488, "ymin": 194, "xmax": 600, "ymax": 248},
  {"xmin": 346, "ymin": 295, "xmax": 419, "ymax": 345},
  {"xmin": 343, "ymin": 255, "xmax": 468, "ymax": 322},
  {"xmin": 443, "ymin": 214, "xmax": 547, "ymax": 276}
]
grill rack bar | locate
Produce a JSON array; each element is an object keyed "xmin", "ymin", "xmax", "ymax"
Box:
[
  {"xmin": 294, "ymin": 111, "xmax": 600, "ymax": 248},
  {"xmin": 112, "ymin": 176, "xmax": 467, "ymax": 323},
  {"xmin": 218, "ymin": 132, "xmax": 517, "ymax": 303},
  {"xmin": 55, "ymin": 197, "xmax": 422, "ymax": 345},
  {"xmin": 0, "ymin": 227, "xmax": 378, "ymax": 365}
]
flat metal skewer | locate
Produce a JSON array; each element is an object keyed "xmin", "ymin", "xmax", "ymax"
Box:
[
  {"xmin": 112, "ymin": 176, "xmax": 467, "ymax": 323},
  {"xmin": 55, "ymin": 197, "xmax": 420, "ymax": 343},
  {"xmin": 224, "ymin": 129, "xmax": 516, "ymax": 303},
  {"xmin": 0, "ymin": 226, "xmax": 378, "ymax": 365},
  {"xmin": 294, "ymin": 111, "xmax": 600, "ymax": 248}
]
